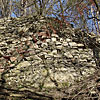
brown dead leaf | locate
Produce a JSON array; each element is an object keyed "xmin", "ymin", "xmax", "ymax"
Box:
[{"xmin": 10, "ymin": 57, "xmax": 17, "ymax": 62}]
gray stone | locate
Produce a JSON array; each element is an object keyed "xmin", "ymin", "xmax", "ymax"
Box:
[
  {"xmin": 66, "ymin": 38, "xmax": 72, "ymax": 42},
  {"xmin": 51, "ymin": 33, "xmax": 59, "ymax": 37},
  {"xmin": 16, "ymin": 61, "xmax": 31, "ymax": 70},
  {"xmin": 69, "ymin": 42, "xmax": 78, "ymax": 47},
  {"xmin": 62, "ymin": 41, "xmax": 68, "ymax": 46},
  {"xmin": 64, "ymin": 52, "xmax": 73, "ymax": 58},
  {"xmin": 0, "ymin": 26, "xmax": 6, "ymax": 29},
  {"xmin": 77, "ymin": 43, "xmax": 84, "ymax": 47},
  {"xmin": 56, "ymin": 45, "xmax": 63, "ymax": 50},
  {"xmin": 46, "ymin": 39, "xmax": 51, "ymax": 42},
  {"xmin": 51, "ymin": 37, "xmax": 56, "ymax": 42}
]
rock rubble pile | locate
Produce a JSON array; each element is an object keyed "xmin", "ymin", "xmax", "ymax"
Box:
[{"xmin": 0, "ymin": 15, "xmax": 100, "ymax": 91}]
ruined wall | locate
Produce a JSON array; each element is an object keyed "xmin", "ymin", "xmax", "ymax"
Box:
[{"xmin": 0, "ymin": 16, "xmax": 100, "ymax": 99}]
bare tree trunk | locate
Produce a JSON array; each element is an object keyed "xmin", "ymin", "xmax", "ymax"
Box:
[
  {"xmin": 29, "ymin": 6, "xmax": 32, "ymax": 15},
  {"xmin": 9, "ymin": 0, "xmax": 12, "ymax": 17},
  {"xmin": 0, "ymin": 0, "xmax": 9, "ymax": 17},
  {"xmin": 0, "ymin": 0, "xmax": 5, "ymax": 17},
  {"xmin": 20, "ymin": 0, "xmax": 24, "ymax": 16},
  {"xmin": 58, "ymin": 0, "xmax": 64, "ymax": 16},
  {"xmin": 38, "ymin": 0, "xmax": 43, "ymax": 15},
  {"xmin": 24, "ymin": 1, "xmax": 27, "ymax": 16}
]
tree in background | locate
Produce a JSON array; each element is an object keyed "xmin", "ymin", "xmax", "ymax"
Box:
[
  {"xmin": 0, "ymin": 0, "xmax": 99, "ymax": 34},
  {"xmin": 0, "ymin": 0, "xmax": 10, "ymax": 17},
  {"xmin": 66, "ymin": 0, "xmax": 100, "ymax": 34},
  {"xmin": 89, "ymin": 0, "xmax": 100, "ymax": 34}
]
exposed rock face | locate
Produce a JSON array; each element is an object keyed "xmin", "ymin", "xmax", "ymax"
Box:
[{"xmin": 0, "ymin": 15, "xmax": 100, "ymax": 99}]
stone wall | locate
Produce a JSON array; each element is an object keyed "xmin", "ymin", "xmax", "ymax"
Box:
[{"xmin": 0, "ymin": 15, "xmax": 100, "ymax": 99}]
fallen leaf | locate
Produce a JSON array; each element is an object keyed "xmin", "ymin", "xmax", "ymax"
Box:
[{"xmin": 10, "ymin": 57, "xmax": 17, "ymax": 62}]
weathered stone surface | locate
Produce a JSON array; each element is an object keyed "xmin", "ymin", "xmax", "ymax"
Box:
[{"xmin": 0, "ymin": 15, "xmax": 100, "ymax": 99}]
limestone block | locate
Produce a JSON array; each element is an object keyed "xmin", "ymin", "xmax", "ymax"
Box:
[
  {"xmin": 64, "ymin": 52, "xmax": 73, "ymax": 58},
  {"xmin": 21, "ymin": 37, "xmax": 27, "ymax": 41},
  {"xmin": 0, "ymin": 41, "xmax": 7, "ymax": 46},
  {"xmin": 53, "ymin": 54, "xmax": 61, "ymax": 57},
  {"xmin": 41, "ymin": 42, "xmax": 48, "ymax": 47},
  {"xmin": 60, "ymin": 38, "xmax": 63, "ymax": 42},
  {"xmin": 79, "ymin": 59, "xmax": 87, "ymax": 62},
  {"xmin": 48, "ymin": 49, "xmax": 58, "ymax": 56},
  {"xmin": 51, "ymin": 37, "xmax": 56, "ymax": 42},
  {"xmin": 79, "ymin": 54, "xmax": 89, "ymax": 59},
  {"xmin": 46, "ymin": 38, "xmax": 51, "ymax": 42},
  {"xmin": 69, "ymin": 42, "xmax": 78, "ymax": 47},
  {"xmin": 27, "ymin": 36, "xmax": 32, "ymax": 40},
  {"xmin": 51, "ymin": 33, "xmax": 59, "ymax": 37},
  {"xmin": 77, "ymin": 43, "xmax": 84, "ymax": 47},
  {"xmin": 39, "ymin": 19, "xmax": 45, "ymax": 22},
  {"xmin": 56, "ymin": 45, "xmax": 63, "ymax": 50},
  {"xmin": 70, "ymin": 49, "xmax": 79, "ymax": 54},
  {"xmin": 52, "ymin": 49, "xmax": 57, "ymax": 54},
  {"xmin": 66, "ymin": 38, "xmax": 72, "ymax": 42},
  {"xmin": 0, "ymin": 26, "xmax": 6, "ymax": 29},
  {"xmin": 0, "ymin": 19, "xmax": 4, "ymax": 22},
  {"xmin": 55, "ymin": 41, "xmax": 62, "ymax": 45},
  {"xmin": 62, "ymin": 41, "xmax": 68, "ymax": 46},
  {"xmin": 16, "ymin": 61, "xmax": 31, "ymax": 70}
]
